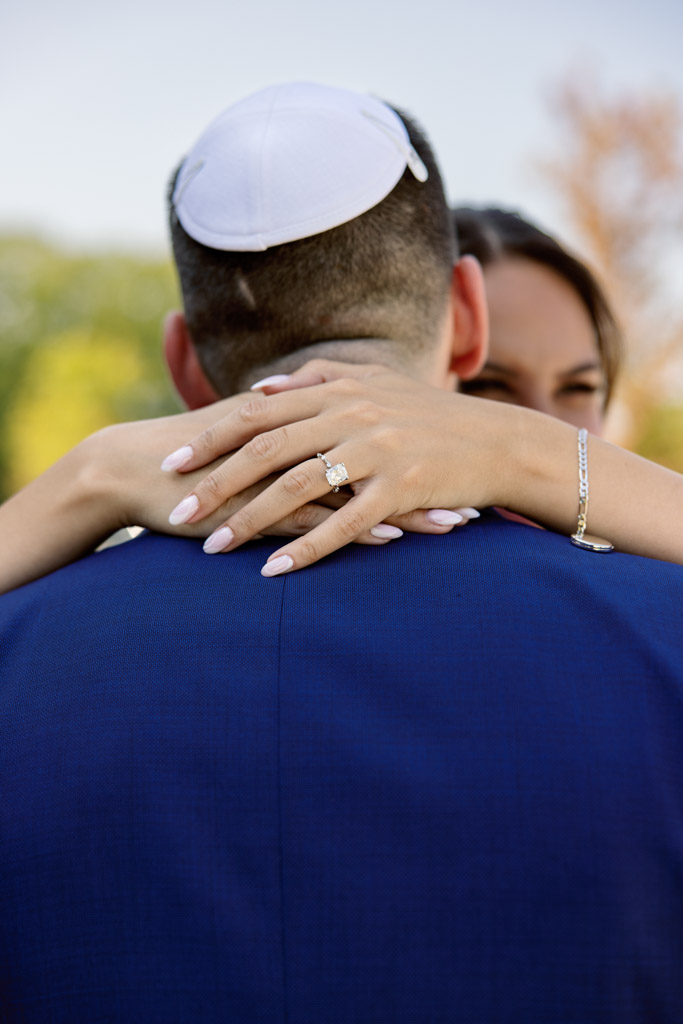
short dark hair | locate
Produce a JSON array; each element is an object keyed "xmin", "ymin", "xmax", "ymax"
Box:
[
  {"xmin": 169, "ymin": 110, "xmax": 454, "ymax": 396},
  {"xmin": 452, "ymin": 207, "xmax": 623, "ymax": 407}
]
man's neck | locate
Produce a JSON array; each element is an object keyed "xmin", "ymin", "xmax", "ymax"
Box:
[{"xmin": 245, "ymin": 337, "xmax": 434, "ymax": 391}]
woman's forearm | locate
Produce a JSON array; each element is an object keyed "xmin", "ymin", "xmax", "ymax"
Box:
[
  {"xmin": 505, "ymin": 405, "xmax": 683, "ymax": 564},
  {"xmin": 3, "ymin": 364, "xmax": 683, "ymax": 593},
  {"xmin": 0, "ymin": 432, "xmax": 124, "ymax": 594}
]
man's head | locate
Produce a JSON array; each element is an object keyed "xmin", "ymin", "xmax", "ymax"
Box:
[{"xmin": 164, "ymin": 83, "xmax": 487, "ymax": 406}]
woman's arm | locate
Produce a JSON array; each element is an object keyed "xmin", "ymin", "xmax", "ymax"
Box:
[
  {"xmin": 157, "ymin": 359, "xmax": 683, "ymax": 575},
  {"xmin": 0, "ymin": 390, "xmax": 463, "ymax": 594},
  {"xmin": 509, "ymin": 410, "xmax": 683, "ymax": 563},
  {"xmin": 0, "ymin": 406, "xmax": 237, "ymax": 594},
  {"xmin": 6, "ymin": 357, "xmax": 681, "ymax": 592},
  {"xmin": 0, "ymin": 434, "xmax": 122, "ymax": 594}
]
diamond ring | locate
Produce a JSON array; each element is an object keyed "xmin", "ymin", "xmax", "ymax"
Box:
[{"xmin": 316, "ymin": 453, "xmax": 350, "ymax": 493}]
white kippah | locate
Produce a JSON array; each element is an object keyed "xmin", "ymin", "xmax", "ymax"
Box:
[{"xmin": 172, "ymin": 82, "xmax": 429, "ymax": 252}]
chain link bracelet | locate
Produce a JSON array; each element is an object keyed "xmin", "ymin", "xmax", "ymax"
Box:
[{"xmin": 570, "ymin": 428, "xmax": 614, "ymax": 553}]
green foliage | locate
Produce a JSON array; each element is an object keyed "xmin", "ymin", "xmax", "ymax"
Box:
[
  {"xmin": 0, "ymin": 235, "xmax": 180, "ymax": 500},
  {"xmin": 8, "ymin": 330, "xmax": 147, "ymax": 491},
  {"xmin": 634, "ymin": 404, "xmax": 683, "ymax": 474}
]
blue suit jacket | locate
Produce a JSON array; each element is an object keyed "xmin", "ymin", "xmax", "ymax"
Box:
[{"xmin": 2, "ymin": 513, "xmax": 683, "ymax": 1023}]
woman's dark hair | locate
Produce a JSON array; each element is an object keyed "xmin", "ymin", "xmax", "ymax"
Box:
[{"xmin": 452, "ymin": 207, "xmax": 623, "ymax": 407}]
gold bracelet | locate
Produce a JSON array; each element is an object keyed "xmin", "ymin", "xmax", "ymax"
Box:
[{"xmin": 570, "ymin": 428, "xmax": 614, "ymax": 552}]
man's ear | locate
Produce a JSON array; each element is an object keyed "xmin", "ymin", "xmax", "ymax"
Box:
[
  {"xmin": 447, "ymin": 255, "xmax": 489, "ymax": 380},
  {"xmin": 163, "ymin": 311, "xmax": 221, "ymax": 409}
]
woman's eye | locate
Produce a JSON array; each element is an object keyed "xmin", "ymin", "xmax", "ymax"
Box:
[
  {"xmin": 559, "ymin": 382, "xmax": 603, "ymax": 397},
  {"xmin": 461, "ymin": 379, "xmax": 512, "ymax": 396}
]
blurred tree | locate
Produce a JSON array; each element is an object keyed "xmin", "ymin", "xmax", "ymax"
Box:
[
  {"xmin": 8, "ymin": 329, "xmax": 150, "ymax": 491},
  {"xmin": 636, "ymin": 404, "xmax": 683, "ymax": 474},
  {"xmin": 539, "ymin": 74, "xmax": 683, "ymax": 454},
  {"xmin": 0, "ymin": 236, "xmax": 180, "ymax": 500}
]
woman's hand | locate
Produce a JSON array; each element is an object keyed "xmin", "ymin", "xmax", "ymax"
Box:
[
  {"xmin": 159, "ymin": 358, "xmax": 683, "ymax": 573},
  {"xmin": 73, "ymin": 396, "xmax": 414, "ymax": 551},
  {"xmin": 1, "ymin": 383, "xmax": 459, "ymax": 595},
  {"xmin": 158, "ymin": 360, "xmax": 514, "ymax": 576}
]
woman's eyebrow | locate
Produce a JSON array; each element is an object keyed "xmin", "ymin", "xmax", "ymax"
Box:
[
  {"xmin": 559, "ymin": 361, "xmax": 603, "ymax": 377},
  {"xmin": 481, "ymin": 361, "xmax": 515, "ymax": 375}
]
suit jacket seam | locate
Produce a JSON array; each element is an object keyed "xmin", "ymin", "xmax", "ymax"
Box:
[{"xmin": 275, "ymin": 576, "xmax": 290, "ymax": 1023}]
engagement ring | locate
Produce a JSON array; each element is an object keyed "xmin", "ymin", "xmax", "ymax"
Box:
[{"xmin": 316, "ymin": 452, "xmax": 350, "ymax": 493}]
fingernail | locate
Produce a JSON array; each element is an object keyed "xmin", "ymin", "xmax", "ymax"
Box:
[
  {"xmin": 455, "ymin": 507, "xmax": 480, "ymax": 519},
  {"xmin": 370, "ymin": 524, "xmax": 404, "ymax": 539},
  {"xmin": 425, "ymin": 509, "xmax": 464, "ymax": 526},
  {"xmin": 203, "ymin": 526, "xmax": 234, "ymax": 553},
  {"xmin": 169, "ymin": 494, "xmax": 199, "ymax": 525},
  {"xmin": 161, "ymin": 445, "xmax": 194, "ymax": 471},
  {"xmin": 261, "ymin": 555, "xmax": 294, "ymax": 577},
  {"xmin": 250, "ymin": 374, "xmax": 291, "ymax": 391}
]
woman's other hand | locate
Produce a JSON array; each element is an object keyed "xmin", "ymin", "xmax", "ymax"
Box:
[{"xmin": 157, "ymin": 360, "xmax": 507, "ymax": 576}]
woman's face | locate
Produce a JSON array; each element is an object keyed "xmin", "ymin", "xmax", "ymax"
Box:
[{"xmin": 461, "ymin": 257, "xmax": 607, "ymax": 435}]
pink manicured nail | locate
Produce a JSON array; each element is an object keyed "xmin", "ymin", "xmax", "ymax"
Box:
[
  {"xmin": 161, "ymin": 445, "xmax": 194, "ymax": 472},
  {"xmin": 261, "ymin": 555, "xmax": 294, "ymax": 577},
  {"xmin": 250, "ymin": 374, "xmax": 291, "ymax": 391},
  {"xmin": 370, "ymin": 524, "xmax": 404, "ymax": 539},
  {"xmin": 203, "ymin": 526, "xmax": 234, "ymax": 554},
  {"xmin": 169, "ymin": 494, "xmax": 199, "ymax": 525},
  {"xmin": 425, "ymin": 509, "xmax": 464, "ymax": 526},
  {"xmin": 454, "ymin": 507, "xmax": 480, "ymax": 519}
]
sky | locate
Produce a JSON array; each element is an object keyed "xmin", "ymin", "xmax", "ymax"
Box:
[{"xmin": 2, "ymin": 0, "xmax": 683, "ymax": 255}]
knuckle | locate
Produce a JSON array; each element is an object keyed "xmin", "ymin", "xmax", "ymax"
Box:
[
  {"xmin": 372, "ymin": 426, "xmax": 402, "ymax": 453},
  {"xmin": 337, "ymin": 509, "xmax": 366, "ymax": 539},
  {"xmin": 237, "ymin": 397, "xmax": 269, "ymax": 427},
  {"xmin": 400, "ymin": 463, "xmax": 422, "ymax": 490},
  {"xmin": 328, "ymin": 377, "xmax": 358, "ymax": 399},
  {"xmin": 282, "ymin": 466, "xmax": 315, "ymax": 498},
  {"xmin": 196, "ymin": 424, "xmax": 217, "ymax": 454},
  {"xmin": 246, "ymin": 428, "xmax": 285, "ymax": 462},
  {"xmin": 197, "ymin": 471, "xmax": 225, "ymax": 504},
  {"xmin": 295, "ymin": 537, "xmax": 321, "ymax": 564},
  {"xmin": 353, "ymin": 400, "xmax": 382, "ymax": 427}
]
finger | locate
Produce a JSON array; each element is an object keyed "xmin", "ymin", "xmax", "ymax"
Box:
[
  {"xmin": 424, "ymin": 508, "xmax": 477, "ymax": 528},
  {"xmin": 236, "ymin": 502, "xmax": 396, "ymax": 547},
  {"xmin": 167, "ymin": 416, "xmax": 357, "ymax": 525},
  {"xmin": 312, "ymin": 490, "xmax": 350, "ymax": 511},
  {"xmin": 205, "ymin": 452, "xmax": 358, "ymax": 547},
  {"xmin": 162, "ymin": 374, "xmax": 381, "ymax": 476},
  {"xmin": 163, "ymin": 370, "xmax": 396, "ymax": 476},
  {"xmin": 250, "ymin": 358, "xmax": 388, "ymax": 394},
  {"xmin": 453, "ymin": 507, "xmax": 481, "ymax": 522},
  {"xmin": 258, "ymin": 486, "xmax": 399, "ymax": 576},
  {"xmin": 257, "ymin": 501, "xmax": 334, "ymax": 540},
  {"xmin": 201, "ymin": 448, "xmax": 389, "ymax": 557},
  {"xmin": 161, "ymin": 388, "xmax": 333, "ymax": 474},
  {"xmin": 388, "ymin": 508, "xmax": 462, "ymax": 533},
  {"xmin": 383, "ymin": 507, "xmax": 481, "ymax": 534}
]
